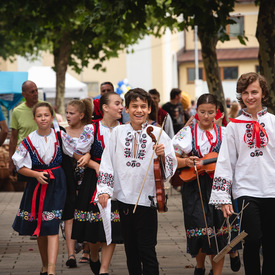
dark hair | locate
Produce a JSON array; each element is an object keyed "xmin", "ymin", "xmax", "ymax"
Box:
[
  {"xmin": 196, "ymin": 93, "xmax": 218, "ymax": 109},
  {"xmin": 124, "ymin": 88, "xmax": 152, "ymax": 108},
  {"xmin": 148, "ymin": 97, "xmax": 157, "ymax": 121},
  {"xmin": 100, "ymin": 81, "xmax": 114, "ymax": 90},
  {"xmin": 148, "ymin": 88, "xmax": 160, "ymax": 98},
  {"xmin": 236, "ymin": 72, "xmax": 269, "ymax": 107},
  {"xmin": 67, "ymin": 98, "xmax": 93, "ymax": 125},
  {"xmin": 99, "ymin": 92, "xmax": 120, "ymax": 113},
  {"xmin": 170, "ymin": 88, "xmax": 181, "ymax": 100},
  {"xmin": 32, "ymin": 102, "xmax": 54, "ymax": 117},
  {"xmin": 216, "ymin": 100, "xmax": 224, "ymax": 113}
]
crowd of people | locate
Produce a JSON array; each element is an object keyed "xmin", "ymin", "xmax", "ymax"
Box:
[{"xmin": 0, "ymin": 72, "xmax": 271, "ymax": 275}]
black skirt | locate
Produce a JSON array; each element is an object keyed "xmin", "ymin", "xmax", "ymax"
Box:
[
  {"xmin": 72, "ymin": 167, "xmax": 123, "ymax": 244},
  {"xmin": 181, "ymin": 173, "xmax": 241, "ymax": 256}
]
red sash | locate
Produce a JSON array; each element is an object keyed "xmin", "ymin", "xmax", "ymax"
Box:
[
  {"xmin": 30, "ymin": 166, "xmax": 61, "ymax": 236},
  {"xmin": 229, "ymin": 118, "xmax": 268, "ymax": 148}
]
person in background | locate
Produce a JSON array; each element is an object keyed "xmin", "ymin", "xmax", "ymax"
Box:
[
  {"xmin": 162, "ymin": 88, "xmax": 189, "ymax": 134},
  {"xmin": 210, "ymin": 72, "xmax": 274, "ymax": 275},
  {"xmin": 0, "ymin": 107, "xmax": 8, "ymax": 146},
  {"xmin": 9, "ymin": 81, "xmax": 39, "ymax": 177},
  {"xmin": 93, "ymin": 81, "xmax": 130, "ymax": 124},
  {"xmin": 148, "ymin": 89, "xmax": 174, "ymax": 138},
  {"xmin": 228, "ymin": 101, "xmax": 240, "ymax": 119}
]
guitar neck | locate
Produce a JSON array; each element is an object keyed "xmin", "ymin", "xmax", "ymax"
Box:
[{"xmin": 202, "ymin": 158, "xmax": 217, "ymax": 165}]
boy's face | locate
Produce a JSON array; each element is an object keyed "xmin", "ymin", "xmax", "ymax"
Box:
[{"xmin": 125, "ymin": 97, "xmax": 151, "ymax": 130}]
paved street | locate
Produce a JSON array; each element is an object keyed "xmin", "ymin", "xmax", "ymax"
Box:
[{"xmin": 0, "ymin": 191, "xmax": 245, "ymax": 274}]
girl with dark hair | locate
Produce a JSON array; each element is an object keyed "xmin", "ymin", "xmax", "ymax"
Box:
[
  {"xmin": 172, "ymin": 93, "xmax": 235, "ymax": 275},
  {"xmin": 210, "ymin": 72, "xmax": 275, "ymax": 274},
  {"xmin": 72, "ymin": 92, "xmax": 124, "ymax": 275}
]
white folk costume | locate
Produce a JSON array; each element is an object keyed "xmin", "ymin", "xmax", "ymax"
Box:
[
  {"xmin": 72, "ymin": 121, "xmax": 123, "ymax": 244},
  {"xmin": 210, "ymin": 108, "xmax": 275, "ymax": 204},
  {"xmin": 173, "ymin": 123, "xmax": 240, "ymax": 256},
  {"xmin": 96, "ymin": 122, "xmax": 177, "ymax": 206},
  {"xmin": 209, "ymin": 108, "xmax": 275, "ymax": 274},
  {"xmin": 96, "ymin": 121, "xmax": 177, "ymax": 275},
  {"xmin": 12, "ymin": 129, "xmax": 74, "ymax": 236}
]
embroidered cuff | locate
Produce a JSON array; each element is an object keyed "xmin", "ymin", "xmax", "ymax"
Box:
[
  {"xmin": 164, "ymin": 155, "xmax": 174, "ymax": 179},
  {"xmin": 97, "ymin": 171, "xmax": 114, "ymax": 188}
]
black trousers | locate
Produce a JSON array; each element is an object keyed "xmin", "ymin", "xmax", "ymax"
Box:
[
  {"xmin": 237, "ymin": 196, "xmax": 275, "ymax": 275},
  {"xmin": 117, "ymin": 201, "xmax": 159, "ymax": 275}
]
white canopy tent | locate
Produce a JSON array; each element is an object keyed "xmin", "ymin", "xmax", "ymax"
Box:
[{"xmin": 28, "ymin": 66, "xmax": 88, "ymax": 100}]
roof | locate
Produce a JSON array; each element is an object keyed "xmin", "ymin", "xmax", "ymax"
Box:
[{"xmin": 177, "ymin": 47, "xmax": 258, "ymax": 64}]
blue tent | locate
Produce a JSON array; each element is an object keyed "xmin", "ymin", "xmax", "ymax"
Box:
[{"xmin": 0, "ymin": 72, "xmax": 28, "ymax": 110}]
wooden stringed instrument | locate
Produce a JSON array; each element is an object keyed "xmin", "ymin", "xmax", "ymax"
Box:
[
  {"xmin": 179, "ymin": 152, "xmax": 218, "ymax": 182},
  {"xmin": 146, "ymin": 126, "xmax": 168, "ymax": 213}
]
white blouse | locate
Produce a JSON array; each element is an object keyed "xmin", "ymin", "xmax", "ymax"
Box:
[
  {"xmin": 95, "ymin": 122, "xmax": 177, "ymax": 207},
  {"xmin": 172, "ymin": 124, "xmax": 226, "ymax": 157},
  {"xmin": 74, "ymin": 121, "xmax": 119, "ymax": 155},
  {"xmin": 12, "ymin": 129, "xmax": 75, "ymax": 170},
  {"xmin": 209, "ymin": 108, "xmax": 275, "ymax": 206}
]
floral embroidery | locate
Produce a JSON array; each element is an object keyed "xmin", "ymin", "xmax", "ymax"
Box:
[
  {"xmin": 212, "ymin": 177, "xmax": 231, "ymax": 196},
  {"xmin": 74, "ymin": 209, "xmax": 120, "ymax": 222},
  {"xmin": 79, "ymin": 125, "xmax": 94, "ymax": 143},
  {"xmin": 16, "ymin": 209, "xmax": 62, "ymax": 221},
  {"xmin": 97, "ymin": 171, "xmax": 114, "ymax": 187},
  {"xmin": 250, "ymin": 149, "xmax": 263, "ymax": 157},
  {"xmin": 186, "ymin": 224, "xmax": 239, "ymax": 238},
  {"xmin": 126, "ymin": 160, "xmax": 141, "ymax": 167},
  {"xmin": 15, "ymin": 143, "xmax": 28, "ymax": 157},
  {"xmin": 175, "ymin": 127, "xmax": 188, "ymax": 141},
  {"xmin": 242, "ymin": 107, "xmax": 267, "ymax": 118},
  {"xmin": 244, "ymin": 122, "xmax": 268, "ymax": 148},
  {"xmin": 124, "ymin": 130, "xmax": 147, "ymax": 160},
  {"xmin": 165, "ymin": 155, "xmax": 174, "ymax": 177}
]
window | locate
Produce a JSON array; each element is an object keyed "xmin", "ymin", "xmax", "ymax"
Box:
[
  {"xmin": 187, "ymin": 68, "xmax": 203, "ymax": 82},
  {"xmin": 227, "ymin": 16, "xmax": 244, "ymax": 38},
  {"xmin": 223, "ymin": 67, "xmax": 238, "ymax": 80}
]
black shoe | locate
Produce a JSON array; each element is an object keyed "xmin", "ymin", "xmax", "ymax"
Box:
[
  {"xmin": 66, "ymin": 255, "xmax": 77, "ymax": 268},
  {"xmin": 230, "ymin": 252, "xmax": 241, "ymax": 272},
  {"xmin": 99, "ymin": 274, "xmax": 109, "ymax": 275},
  {"xmin": 89, "ymin": 259, "xmax": 101, "ymax": 275},
  {"xmin": 209, "ymin": 269, "xmax": 213, "ymax": 275},
  {"xmin": 40, "ymin": 272, "xmax": 47, "ymax": 275},
  {"xmin": 194, "ymin": 267, "xmax": 205, "ymax": 275}
]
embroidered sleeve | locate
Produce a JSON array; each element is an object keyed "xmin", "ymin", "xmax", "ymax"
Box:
[
  {"xmin": 95, "ymin": 128, "xmax": 117, "ymax": 200},
  {"xmin": 159, "ymin": 129, "xmax": 178, "ymax": 180},
  {"xmin": 172, "ymin": 126, "xmax": 192, "ymax": 156},
  {"xmin": 12, "ymin": 142, "xmax": 32, "ymax": 170},
  {"xmin": 209, "ymin": 124, "xmax": 237, "ymax": 206},
  {"xmin": 61, "ymin": 130, "xmax": 76, "ymax": 157},
  {"xmin": 74, "ymin": 124, "xmax": 95, "ymax": 155}
]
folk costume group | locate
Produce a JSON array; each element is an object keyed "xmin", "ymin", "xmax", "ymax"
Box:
[{"xmin": 11, "ymin": 72, "xmax": 273, "ymax": 275}]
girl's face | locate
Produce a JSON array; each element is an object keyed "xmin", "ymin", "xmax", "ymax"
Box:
[
  {"xmin": 241, "ymin": 80, "xmax": 263, "ymax": 114},
  {"xmin": 197, "ymin": 103, "xmax": 217, "ymax": 129},
  {"xmin": 103, "ymin": 94, "xmax": 123, "ymax": 120},
  {"xmin": 66, "ymin": 104, "xmax": 84, "ymax": 126},
  {"xmin": 125, "ymin": 97, "xmax": 151, "ymax": 130},
  {"xmin": 34, "ymin": 106, "xmax": 53, "ymax": 130}
]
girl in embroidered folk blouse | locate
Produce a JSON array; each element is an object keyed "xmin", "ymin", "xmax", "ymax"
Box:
[
  {"xmin": 12, "ymin": 102, "xmax": 74, "ymax": 275},
  {"xmin": 72, "ymin": 92, "xmax": 124, "ymax": 275},
  {"xmin": 210, "ymin": 72, "xmax": 275, "ymax": 275},
  {"xmin": 172, "ymin": 94, "xmax": 235, "ymax": 275}
]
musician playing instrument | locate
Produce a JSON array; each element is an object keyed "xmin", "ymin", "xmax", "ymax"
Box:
[
  {"xmin": 172, "ymin": 94, "xmax": 234, "ymax": 275},
  {"xmin": 96, "ymin": 88, "xmax": 177, "ymax": 275},
  {"xmin": 210, "ymin": 72, "xmax": 275, "ymax": 275}
]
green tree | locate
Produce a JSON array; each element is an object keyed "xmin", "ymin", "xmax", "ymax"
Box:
[
  {"xmin": 256, "ymin": 0, "xmax": 275, "ymax": 113},
  {"xmin": 163, "ymin": 0, "xmax": 245, "ymax": 120},
  {"xmin": 1, "ymin": 0, "xmax": 167, "ymax": 116}
]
